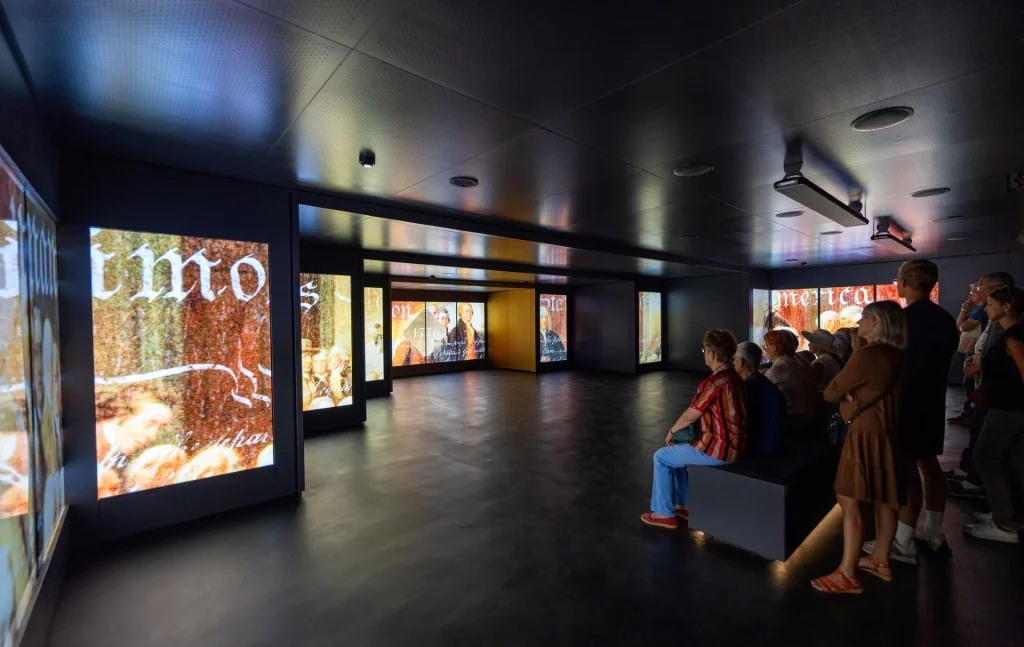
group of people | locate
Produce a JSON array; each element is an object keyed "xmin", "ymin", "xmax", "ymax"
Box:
[
  {"xmin": 641, "ymin": 260, "xmax": 1024, "ymax": 595},
  {"xmin": 301, "ymin": 340, "xmax": 353, "ymax": 409}
]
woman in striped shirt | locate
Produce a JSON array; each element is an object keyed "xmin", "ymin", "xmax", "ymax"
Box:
[{"xmin": 641, "ymin": 329, "xmax": 748, "ymax": 530}]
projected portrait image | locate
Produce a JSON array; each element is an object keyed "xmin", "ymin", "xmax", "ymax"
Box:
[
  {"xmin": 91, "ymin": 229, "xmax": 274, "ymax": 498},
  {"xmin": 639, "ymin": 292, "xmax": 662, "ymax": 364},
  {"xmin": 770, "ymin": 288, "xmax": 819, "ymax": 351},
  {"xmin": 392, "ymin": 300, "xmax": 485, "ymax": 366},
  {"xmin": 364, "ymin": 287, "xmax": 384, "ymax": 382},
  {"xmin": 425, "ymin": 301, "xmax": 456, "ymax": 363},
  {"xmin": 539, "ymin": 294, "xmax": 567, "ymax": 363},
  {"xmin": 751, "ymin": 289, "xmax": 771, "ymax": 347},
  {"xmin": 392, "ymin": 301, "xmax": 428, "ymax": 366},
  {"xmin": 819, "ymin": 285, "xmax": 874, "ymax": 333},
  {"xmin": 299, "ymin": 273, "xmax": 353, "ymax": 411}
]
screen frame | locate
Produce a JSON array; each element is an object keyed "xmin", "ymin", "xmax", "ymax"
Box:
[
  {"xmin": 536, "ymin": 289, "xmax": 571, "ymax": 373},
  {"xmin": 635, "ymin": 284, "xmax": 666, "ymax": 373},
  {"xmin": 57, "ymin": 158, "xmax": 302, "ymax": 543},
  {"xmin": 389, "ymin": 288, "xmax": 490, "ymax": 378},
  {"xmin": 298, "ymin": 246, "xmax": 366, "ymax": 434}
]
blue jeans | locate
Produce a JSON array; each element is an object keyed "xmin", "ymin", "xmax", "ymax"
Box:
[{"xmin": 650, "ymin": 444, "xmax": 729, "ymax": 516}]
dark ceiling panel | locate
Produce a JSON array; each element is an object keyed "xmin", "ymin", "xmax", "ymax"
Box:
[
  {"xmin": 548, "ymin": 0, "xmax": 1022, "ymax": 170},
  {"xmin": 5, "ymin": 0, "xmax": 349, "ymax": 158},
  {"xmin": 390, "ymin": 281, "xmax": 505, "ymax": 292},
  {"xmin": 236, "ymin": 0, "xmax": 403, "ymax": 48},
  {"xmin": 261, "ymin": 51, "xmax": 531, "ymax": 195},
  {"xmin": 356, "ymin": 0, "xmax": 801, "ymax": 123}
]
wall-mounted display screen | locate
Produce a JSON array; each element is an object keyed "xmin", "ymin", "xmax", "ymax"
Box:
[
  {"xmin": 639, "ymin": 291, "xmax": 662, "ymax": 364},
  {"xmin": 751, "ymin": 289, "xmax": 771, "ymax": 346},
  {"xmin": 299, "ymin": 273, "xmax": 353, "ymax": 411},
  {"xmin": 364, "ymin": 287, "xmax": 384, "ymax": 381},
  {"xmin": 539, "ymin": 294, "xmax": 567, "ymax": 363},
  {"xmin": 771, "ymin": 288, "xmax": 819, "ymax": 350},
  {"xmin": 877, "ymin": 282, "xmax": 939, "ymax": 307},
  {"xmin": 819, "ymin": 285, "xmax": 874, "ymax": 333},
  {"xmin": 392, "ymin": 300, "xmax": 485, "ymax": 366},
  {"xmin": 91, "ymin": 229, "xmax": 274, "ymax": 498}
]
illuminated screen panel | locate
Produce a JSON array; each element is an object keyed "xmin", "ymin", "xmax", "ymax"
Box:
[
  {"xmin": 771, "ymin": 288, "xmax": 819, "ymax": 350},
  {"xmin": 299, "ymin": 273, "xmax": 353, "ymax": 411},
  {"xmin": 364, "ymin": 287, "xmax": 384, "ymax": 381},
  {"xmin": 819, "ymin": 285, "xmax": 875, "ymax": 333},
  {"xmin": 877, "ymin": 283, "xmax": 939, "ymax": 307},
  {"xmin": 91, "ymin": 229, "xmax": 274, "ymax": 499},
  {"xmin": 751, "ymin": 289, "xmax": 771, "ymax": 346},
  {"xmin": 639, "ymin": 292, "xmax": 662, "ymax": 364},
  {"xmin": 0, "ymin": 159, "xmax": 33, "ymax": 641},
  {"xmin": 391, "ymin": 300, "xmax": 486, "ymax": 365},
  {"xmin": 539, "ymin": 294, "xmax": 568, "ymax": 363}
]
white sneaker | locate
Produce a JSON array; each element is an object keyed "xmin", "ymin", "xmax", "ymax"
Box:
[
  {"xmin": 915, "ymin": 530, "xmax": 952, "ymax": 555},
  {"xmin": 964, "ymin": 520, "xmax": 1020, "ymax": 544},
  {"xmin": 861, "ymin": 538, "xmax": 918, "ymax": 564},
  {"xmin": 973, "ymin": 511, "xmax": 993, "ymax": 522}
]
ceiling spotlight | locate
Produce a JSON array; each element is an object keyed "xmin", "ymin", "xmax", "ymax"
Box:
[
  {"xmin": 773, "ymin": 176, "xmax": 869, "ymax": 227},
  {"xmin": 358, "ymin": 148, "xmax": 376, "ymax": 168},
  {"xmin": 851, "ymin": 107, "xmax": 914, "ymax": 132},
  {"xmin": 871, "ymin": 216, "xmax": 916, "ymax": 254},
  {"xmin": 910, "ymin": 187, "xmax": 950, "ymax": 198},
  {"xmin": 775, "ymin": 210, "xmax": 805, "ymax": 219},
  {"xmin": 672, "ymin": 163, "xmax": 715, "ymax": 177},
  {"xmin": 449, "ymin": 176, "xmax": 479, "ymax": 188},
  {"xmin": 820, "ymin": 230, "xmax": 843, "ymax": 236},
  {"xmin": 932, "ymin": 215, "xmax": 964, "ymax": 223}
]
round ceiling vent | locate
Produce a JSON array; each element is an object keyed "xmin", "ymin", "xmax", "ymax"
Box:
[
  {"xmin": 672, "ymin": 163, "xmax": 715, "ymax": 177},
  {"xmin": 449, "ymin": 176, "xmax": 479, "ymax": 188},
  {"xmin": 911, "ymin": 187, "xmax": 950, "ymax": 198},
  {"xmin": 851, "ymin": 106, "xmax": 914, "ymax": 132},
  {"xmin": 775, "ymin": 210, "xmax": 805, "ymax": 219}
]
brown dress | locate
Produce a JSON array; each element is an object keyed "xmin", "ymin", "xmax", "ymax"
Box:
[{"xmin": 823, "ymin": 343, "xmax": 908, "ymax": 509}]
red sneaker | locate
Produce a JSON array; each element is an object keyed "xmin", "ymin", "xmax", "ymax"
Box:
[{"xmin": 640, "ymin": 513, "xmax": 678, "ymax": 529}]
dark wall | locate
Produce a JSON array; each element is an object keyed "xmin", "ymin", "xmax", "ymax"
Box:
[
  {"xmin": 667, "ymin": 273, "xmax": 751, "ymax": 372},
  {"xmin": 573, "ymin": 282, "xmax": 635, "ymax": 373},
  {"xmin": 770, "ymin": 253, "xmax": 1024, "ymax": 381},
  {"xmin": 0, "ymin": 23, "xmax": 59, "ymax": 211},
  {"xmin": 59, "ymin": 154, "xmax": 301, "ymax": 542}
]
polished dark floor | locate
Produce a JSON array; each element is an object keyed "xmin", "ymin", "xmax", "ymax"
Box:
[{"xmin": 49, "ymin": 372, "xmax": 1023, "ymax": 647}]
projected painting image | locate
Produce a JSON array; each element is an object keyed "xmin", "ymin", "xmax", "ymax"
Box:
[
  {"xmin": 299, "ymin": 274, "xmax": 353, "ymax": 411},
  {"xmin": 751, "ymin": 289, "xmax": 771, "ymax": 347},
  {"xmin": 639, "ymin": 292, "xmax": 662, "ymax": 364},
  {"xmin": 0, "ymin": 162, "xmax": 32, "ymax": 643},
  {"xmin": 771, "ymin": 288, "xmax": 819, "ymax": 351},
  {"xmin": 91, "ymin": 229, "xmax": 274, "ymax": 499},
  {"xmin": 877, "ymin": 282, "xmax": 939, "ymax": 307},
  {"xmin": 365, "ymin": 288, "xmax": 384, "ymax": 381},
  {"xmin": 392, "ymin": 301, "xmax": 485, "ymax": 366},
  {"xmin": 539, "ymin": 294, "xmax": 567, "ymax": 363},
  {"xmin": 819, "ymin": 285, "xmax": 874, "ymax": 333}
]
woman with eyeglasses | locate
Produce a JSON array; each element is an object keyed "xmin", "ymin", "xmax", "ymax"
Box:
[{"xmin": 964, "ymin": 286, "xmax": 1024, "ymax": 544}]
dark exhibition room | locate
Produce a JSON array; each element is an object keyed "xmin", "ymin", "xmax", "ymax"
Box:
[{"xmin": 1, "ymin": 1, "xmax": 1024, "ymax": 645}]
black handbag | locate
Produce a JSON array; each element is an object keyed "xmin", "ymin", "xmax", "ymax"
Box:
[{"xmin": 827, "ymin": 368, "xmax": 901, "ymax": 447}]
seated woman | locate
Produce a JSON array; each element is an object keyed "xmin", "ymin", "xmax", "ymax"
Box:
[
  {"xmin": 763, "ymin": 330, "xmax": 818, "ymax": 432},
  {"xmin": 641, "ymin": 330, "xmax": 747, "ymax": 529},
  {"xmin": 811, "ymin": 301, "xmax": 908, "ymax": 594}
]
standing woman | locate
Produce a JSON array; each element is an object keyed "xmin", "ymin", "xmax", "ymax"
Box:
[
  {"xmin": 811, "ymin": 301, "xmax": 908, "ymax": 594},
  {"xmin": 965, "ymin": 286, "xmax": 1024, "ymax": 543}
]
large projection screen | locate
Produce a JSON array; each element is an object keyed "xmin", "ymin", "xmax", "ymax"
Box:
[
  {"xmin": 639, "ymin": 291, "xmax": 662, "ymax": 364},
  {"xmin": 539, "ymin": 294, "xmax": 567, "ymax": 363},
  {"xmin": 299, "ymin": 273, "xmax": 353, "ymax": 410},
  {"xmin": 90, "ymin": 229, "xmax": 274, "ymax": 499}
]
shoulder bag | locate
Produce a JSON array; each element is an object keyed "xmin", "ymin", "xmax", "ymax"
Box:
[{"xmin": 826, "ymin": 361, "xmax": 902, "ymax": 448}]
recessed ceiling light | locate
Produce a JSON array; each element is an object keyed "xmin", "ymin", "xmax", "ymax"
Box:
[
  {"xmin": 820, "ymin": 230, "xmax": 843, "ymax": 236},
  {"xmin": 785, "ymin": 258, "xmax": 799, "ymax": 262},
  {"xmin": 851, "ymin": 106, "xmax": 914, "ymax": 132},
  {"xmin": 911, "ymin": 187, "xmax": 950, "ymax": 198},
  {"xmin": 948, "ymin": 236, "xmax": 974, "ymax": 241},
  {"xmin": 672, "ymin": 163, "xmax": 715, "ymax": 177},
  {"xmin": 775, "ymin": 210, "xmax": 805, "ymax": 219},
  {"xmin": 449, "ymin": 176, "xmax": 479, "ymax": 188},
  {"xmin": 932, "ymin": 215, "xmax": 964, "ymax": 223}
]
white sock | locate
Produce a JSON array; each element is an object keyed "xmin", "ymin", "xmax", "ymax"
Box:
[
  {"xmin": 924, "ymin": 510, "xmax": 944, "ymax": 537},
  {"xmin": 895, "ymin": 521, "xmax": 915, "ymax": 546}
]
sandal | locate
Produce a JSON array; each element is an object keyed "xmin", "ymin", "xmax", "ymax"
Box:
[
  {"xmin": 811, "ymin": 570, "xmax": 863, "ymax": 594},
  {"xmin": 640, "ymin": 513, "xmax": 678, "ymax": 530},
  {"xmin": 858, "ymin": 556, "xmax": 893, "ymax": 582}
]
